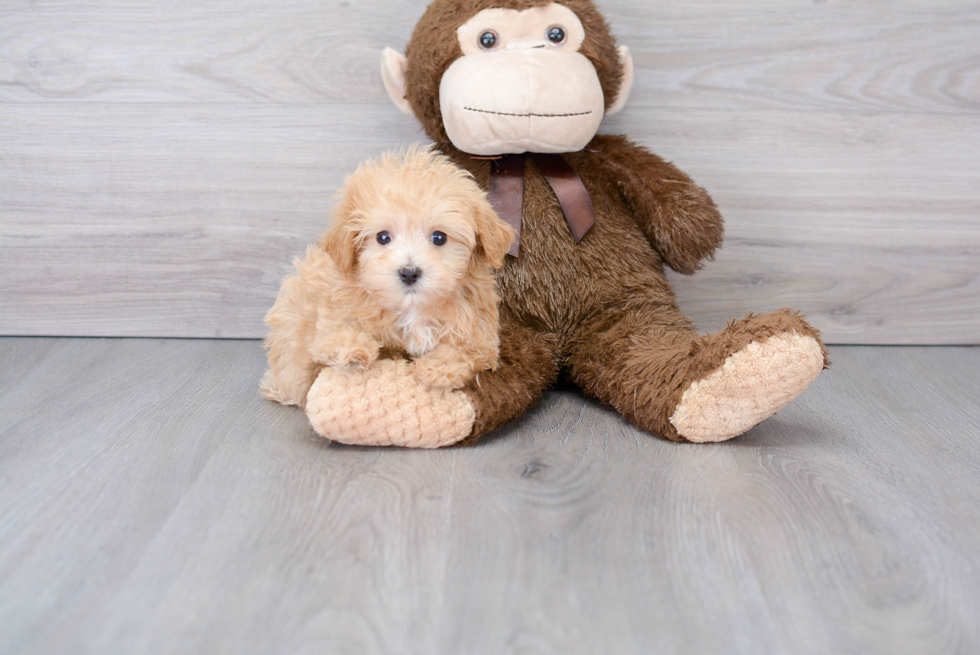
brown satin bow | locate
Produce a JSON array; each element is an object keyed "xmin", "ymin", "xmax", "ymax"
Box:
[{"xmin": 486, "ymin": 153, "xmax": 596, "ymax": 257}]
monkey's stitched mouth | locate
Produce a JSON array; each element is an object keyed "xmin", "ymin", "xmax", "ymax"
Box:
[{"xmin": 464, "ymin": 107, "xmax": 593, "ymax": 118}]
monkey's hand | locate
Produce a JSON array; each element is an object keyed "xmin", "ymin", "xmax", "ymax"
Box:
[
  {"xmin": 306, "ymin": 359, "xmax": 476, "ymax": 448},
  {"xmin": 309, "ymin": 330, "xmax": 381, "ymax": 369},
  {"xmin": 414, "ymin": 344, "xmax": 476, "ymax": 390},
  {"xmin": 591, "ymin": 134, "xmax": 724, "ymax": 275}
]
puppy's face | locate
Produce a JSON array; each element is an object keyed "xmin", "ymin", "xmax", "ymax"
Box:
[
  {"xmin": 323, "ymin": 147, "xmax": 514, "ymax": 314},
  {"xmin": 355, "ymin": 204, "xmax": 477, "ymax": 311}
]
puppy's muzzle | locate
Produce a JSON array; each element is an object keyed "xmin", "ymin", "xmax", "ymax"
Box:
[{"xmin": 398, "ymin": 266, "xmax": 422, "ymax": 286}]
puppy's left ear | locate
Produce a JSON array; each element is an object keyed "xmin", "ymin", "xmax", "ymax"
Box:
[{"xmin": 473, "ymin": 199, "xmax": 516, "ymax": 269}]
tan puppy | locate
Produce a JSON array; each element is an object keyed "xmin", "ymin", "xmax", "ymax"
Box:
[{"xmin": 262, "ymin": 145, "xmax": 516, "ymax": 408}]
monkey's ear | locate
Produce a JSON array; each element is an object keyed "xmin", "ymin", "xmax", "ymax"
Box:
[
  {"xmin": 473, "ymin": 200, "xmax": 517, "ymax": 269},
  {"xmin": 605, "ymin": 45, "xmax": 634, "ymax": 116},
  {"xmin": 381, "ymin": 48, "xmax": 413, "ymax": 115}
]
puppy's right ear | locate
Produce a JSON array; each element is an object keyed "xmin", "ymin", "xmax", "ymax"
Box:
[{"xmin": 320, "ymin": 221, "xmax": 359, "ymax": 275}]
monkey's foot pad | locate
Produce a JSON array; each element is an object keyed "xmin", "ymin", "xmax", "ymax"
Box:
[
  {"xmin": 306, "ymin": 359, "xmax": 476, "ymax": 448},
  {"xmin": 670, "ymin": 332, "xmax": 825, "ymax": 443}
]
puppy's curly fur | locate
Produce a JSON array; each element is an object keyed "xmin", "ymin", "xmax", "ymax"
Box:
[{"xmin": 262, "ymin": 145, "xmax": 516, "ymax": 408}]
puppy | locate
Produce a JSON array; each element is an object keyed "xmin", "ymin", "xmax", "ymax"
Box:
[{"xmin": 261, "ymin": 145, "xmax": 516, "ymax": 408}]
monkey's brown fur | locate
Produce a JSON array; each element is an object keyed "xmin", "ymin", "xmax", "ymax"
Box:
[{"xmin": 405, "ymin": 0, "xmax": 828, "ymax": 443}]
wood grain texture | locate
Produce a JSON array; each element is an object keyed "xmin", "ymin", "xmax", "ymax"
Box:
[
  {"xmin": 1, "ymin": 337, "xmax": 979, "ymax": 654},
  {"xmin": 1, "ymin": 0, "xmax": 979, "ymax": 342},
  {"xmin": 1, "ymin": 0, "xmax": 977, "ymax": 113},
  {"xmin": 2, "ymin": 104, "xmax": 977, "ymax": 342}
]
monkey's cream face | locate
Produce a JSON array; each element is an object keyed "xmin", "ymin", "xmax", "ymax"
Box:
[{"xmin": 439, "ymin": 3, "xmax": 607, "ymax": 156}]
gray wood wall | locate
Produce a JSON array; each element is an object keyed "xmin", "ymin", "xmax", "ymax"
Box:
[{"xmin": 1, "ymin": 0, "xmax": 978, "ymax": 344}]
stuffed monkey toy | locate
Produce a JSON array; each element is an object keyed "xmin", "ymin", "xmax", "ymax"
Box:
[{"xmin": 304, "ymin": 0, "xmax": 829, "ymax": 448}]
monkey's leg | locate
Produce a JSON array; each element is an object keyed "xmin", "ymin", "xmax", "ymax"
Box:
[
  {"xmin": 460, "ymin": 319, "xmax": 561, "ymax": 443},
  {"xmin": 304, "ymin": 318, "xmax": 560, "ymax": 448},
  {"xmin": 568, "ymin": 306, "xmax": 828, "ymax": 442}
]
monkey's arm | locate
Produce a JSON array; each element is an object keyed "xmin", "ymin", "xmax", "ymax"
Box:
[{"xmin": 591, "ymin": 134, "xmax": 724, "ymax": 275}]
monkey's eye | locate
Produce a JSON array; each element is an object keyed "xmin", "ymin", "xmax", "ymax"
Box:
[
  {"xmin": 431, "ymin": 231, "xmax": 448, "ymax": 246},
  {"xmin": 547, "ymin": 26, "xmax": 567, "ymax": 46},
  {"xmin": 478, "ymin": 30, "xmax": 498, "ymax": 51},
  {"xmin": 376, "ymin": 231, "xmax": 392, "ymax": 245}
]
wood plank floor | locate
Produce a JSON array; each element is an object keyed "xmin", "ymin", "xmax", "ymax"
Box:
[{"xmin": 1, "ymin": 338, "xmax": 978, "ymax": 654}]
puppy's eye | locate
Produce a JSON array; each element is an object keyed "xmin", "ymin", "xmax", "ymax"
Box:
[
  {"xmin": 547, "ymin": 26, "xmax": 566, "ymax": 46},
  {"xmin": 376, "ymin": 231, "xmax": 392, "ymax": 245},
  {"xmin": 431, "ymin": 231, "xmax": 447, "ymax": 246},
  {"xmin": 478, "ymin": 30, "xmax": 498, "ymax": 51}
]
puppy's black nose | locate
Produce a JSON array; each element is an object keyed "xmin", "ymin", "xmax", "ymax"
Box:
[{"xmin": 398, "ymin": 266, "xmax": 422, "ymax": 286}]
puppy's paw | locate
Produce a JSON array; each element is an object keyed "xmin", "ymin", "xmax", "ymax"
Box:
[
  {"xmin": 414, "ymin": 349, "xmax": 474, "ymax": 390},
  {"xmin": 310, "ymin": 332, "xmax": 380, "ymax": 369},
  {"xmin": 336, "ymin": 346, "xmax": 378, "ymax": 369}
]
